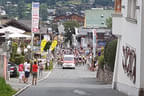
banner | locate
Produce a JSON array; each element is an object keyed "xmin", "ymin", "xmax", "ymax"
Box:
[
  {"xmin": 32, "ymin": 2, "xmax": 39, "ymax": 33},
  {"xmin": 41, "ymin": 39, "xmax": 47, "ymax": 52},
  {"xmin": 50, "ymin": 40, "xmax": 57, "ymax": 51}
]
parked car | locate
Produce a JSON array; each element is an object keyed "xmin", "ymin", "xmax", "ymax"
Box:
[
  {"xmin": 8, "ymin": 62, "xmax": 18, "ymax": 77},
  {"xmin": 62, "ymin": 55, "xmax": 75, "ymax": 69}
]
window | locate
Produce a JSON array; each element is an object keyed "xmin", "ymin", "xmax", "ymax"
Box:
[{"xmin": 127, "ymin": 0, "xmax": 136, "ymax": 19}]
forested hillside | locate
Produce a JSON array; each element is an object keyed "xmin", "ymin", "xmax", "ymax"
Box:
[
  {"xmin": 0, "ymin": 0, "xmax": 114, "ymax": 20},
  {"xmin": 0, "ymin": 0, "xmax": 113, "ymax": 6}
]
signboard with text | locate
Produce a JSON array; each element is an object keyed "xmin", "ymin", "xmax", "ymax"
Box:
[{"xmin": 32, "ymin": 2, "xmax": 39, "ymax": 33}]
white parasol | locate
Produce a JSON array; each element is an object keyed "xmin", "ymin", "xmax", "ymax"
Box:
[
  {"xmin": 1, "ymin": 33, "xmax": 31, "ymax": 38},
  {"xmin": 0, "ymin": 26, "xmax": 25, "ymax": 34}
]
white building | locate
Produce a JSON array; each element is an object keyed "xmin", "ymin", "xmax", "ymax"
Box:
[{"xmin": 112, "ymin": 0, "xmax": 144, "ymax": 96}]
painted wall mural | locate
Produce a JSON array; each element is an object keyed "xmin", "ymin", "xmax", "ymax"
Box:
[{"xmin": 122, "ymin": 45, "xmax": 136, "ymax": 84}]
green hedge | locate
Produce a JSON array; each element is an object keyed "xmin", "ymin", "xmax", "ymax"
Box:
[
  {"xmin": 104, "ymin": 39, "xmax": 117, "ymax": 72},
  {"xmin": 0, "ymin": 77, "xmax": 16, "ymax": 96}
]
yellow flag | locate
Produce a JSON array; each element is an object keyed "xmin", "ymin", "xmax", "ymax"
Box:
[
  {"xmin": 41, "ymin": 39, "xmax": 47, "ymax": 52},
  {"xmin": 50, "ymin": 40, "xmax": 57, "ymax": 51}
]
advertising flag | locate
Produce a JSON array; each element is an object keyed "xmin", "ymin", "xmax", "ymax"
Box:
[
  {"xmin": 32, "ymin": 2, "xmax": 39, "ymax": 33},
  {"xmin": 50, "ymin": 40, "xmax": 57, "ymax": 51},
  {"xmin": 41, "ymin": 39, "xmax": 47, "ymax": 52}
]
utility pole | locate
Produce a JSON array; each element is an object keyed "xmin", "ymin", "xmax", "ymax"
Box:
[{"xmin": 5, "ymin": 31, "xmax": 10, "ymax": 80}]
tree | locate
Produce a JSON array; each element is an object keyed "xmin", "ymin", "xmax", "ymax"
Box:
[
  {"xmin": 46, "ymin": 0, "xmax": 56, "ymax": 6},
  {"xmin": 106, "ymin": 17, "xmax": 112, "ymax": 29},
  {"xmin": 17, "ymin": 0, "xmax": 27, "ymax": 19},
  {"xmin": 40, "ymin": 3, "xmax": 48, "ymax": 21},
  {"xmin": 63, "ymin": 21, "xmax": 80, "ymax": 46},
  {"xmin": 10, "ymin": 42, "xmax": 25, "ymax": 65},
  {"xmin": 4, "ymin": 4, "xmax": 18, "ymax": 18},
  {"xmin": 10, "ymin": 42, "xmax": 18, "ymax": 63}
]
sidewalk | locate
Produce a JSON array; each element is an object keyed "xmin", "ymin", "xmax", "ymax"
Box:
[{"xmin": 6, "ymin": 70, "xmax": 50, "ymax": 91}]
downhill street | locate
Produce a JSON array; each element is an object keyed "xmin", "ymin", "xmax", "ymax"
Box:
[{"xmin": 18, "ymin": 64, "xmax": 127, "ymax": 96}]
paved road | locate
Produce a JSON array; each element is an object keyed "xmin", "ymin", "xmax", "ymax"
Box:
[{"xmin": 18, "ymin": 65, "xmax": 127, "ymax": 96}]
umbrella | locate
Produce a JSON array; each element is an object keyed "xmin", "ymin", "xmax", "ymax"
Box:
[{"xmin": 0, "ymin": 26, "xmax": 25, "ymax": 34}]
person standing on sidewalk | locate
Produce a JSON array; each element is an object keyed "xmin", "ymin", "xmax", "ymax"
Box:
[
  {"xmin": 24, "ymin": 60, "xmax": 30, "ymax": 83},
  {"xmin": 32, "ymin": 61, "xmax": 38, "ymax": 85},
  {"xmin": 18, "ymin": 63, "xmax": 24, "ymax": 83},
  {"xmin": 39, "ymin": 60, "xmax": 43, "ymax": 76}
]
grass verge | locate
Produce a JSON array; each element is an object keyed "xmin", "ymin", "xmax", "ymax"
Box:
[{"xmin": 0, "ymin": 77, "xmax": 16, "ymax": 96}]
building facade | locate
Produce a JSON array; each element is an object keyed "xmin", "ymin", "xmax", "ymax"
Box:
[
  {"xmin": 53, "ymin": 14, "xmax": 84, "ymax": 25},
  {"xmin": 77, "ymin": 27, "xmax": 111, "ymax": 49},
  {"xmin": 112, "ymin": 0, "xmax": 144, "ymax": 96}
]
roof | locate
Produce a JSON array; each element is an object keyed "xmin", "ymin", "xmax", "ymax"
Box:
[
  {"xmin": 54, "ymin": 14, "xmax": 84, "ymax": 23},
  {"xmin": 5, "ymin": 19, "xmax": 31, "ymax": 32},
  {"xmin": 18, "ymin": 20, "xmax": 47, "ymax": 34},
  {"xmin": 68, "ymin": 14, "xmax": 84, "ymax": 19},
  {"xmin": 4, "ymin": 19, "xmax": 48, "ymax": 34},
  {"xmin": 85, "ymin": 9, "xmax": 114, "ymax": 28}
]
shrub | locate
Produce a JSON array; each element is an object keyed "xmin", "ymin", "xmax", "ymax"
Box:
[
  {"xmin": 15, "ymin": 54, "xmax": 25, "ymax": 65},
  {"xmin": 48, "ymin": 60, "xmax": 53, "ymax": 70},
  {"xmin": 104, "ymin": 39, "xmax": 117, "ymax": 72},
  {"xmin": 98, "ymin": 55, "xmax": 104, "ymax": 70}
]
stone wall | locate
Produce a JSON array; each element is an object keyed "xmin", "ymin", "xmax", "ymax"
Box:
[{"xmin": 96, "ymin": 67, "xmax": 113, "ymax": 83}]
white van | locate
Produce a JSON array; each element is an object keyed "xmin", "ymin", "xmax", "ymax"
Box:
[{"xmin": 62, "ymin": 55, "xmax": 75, "ymax": 69}]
